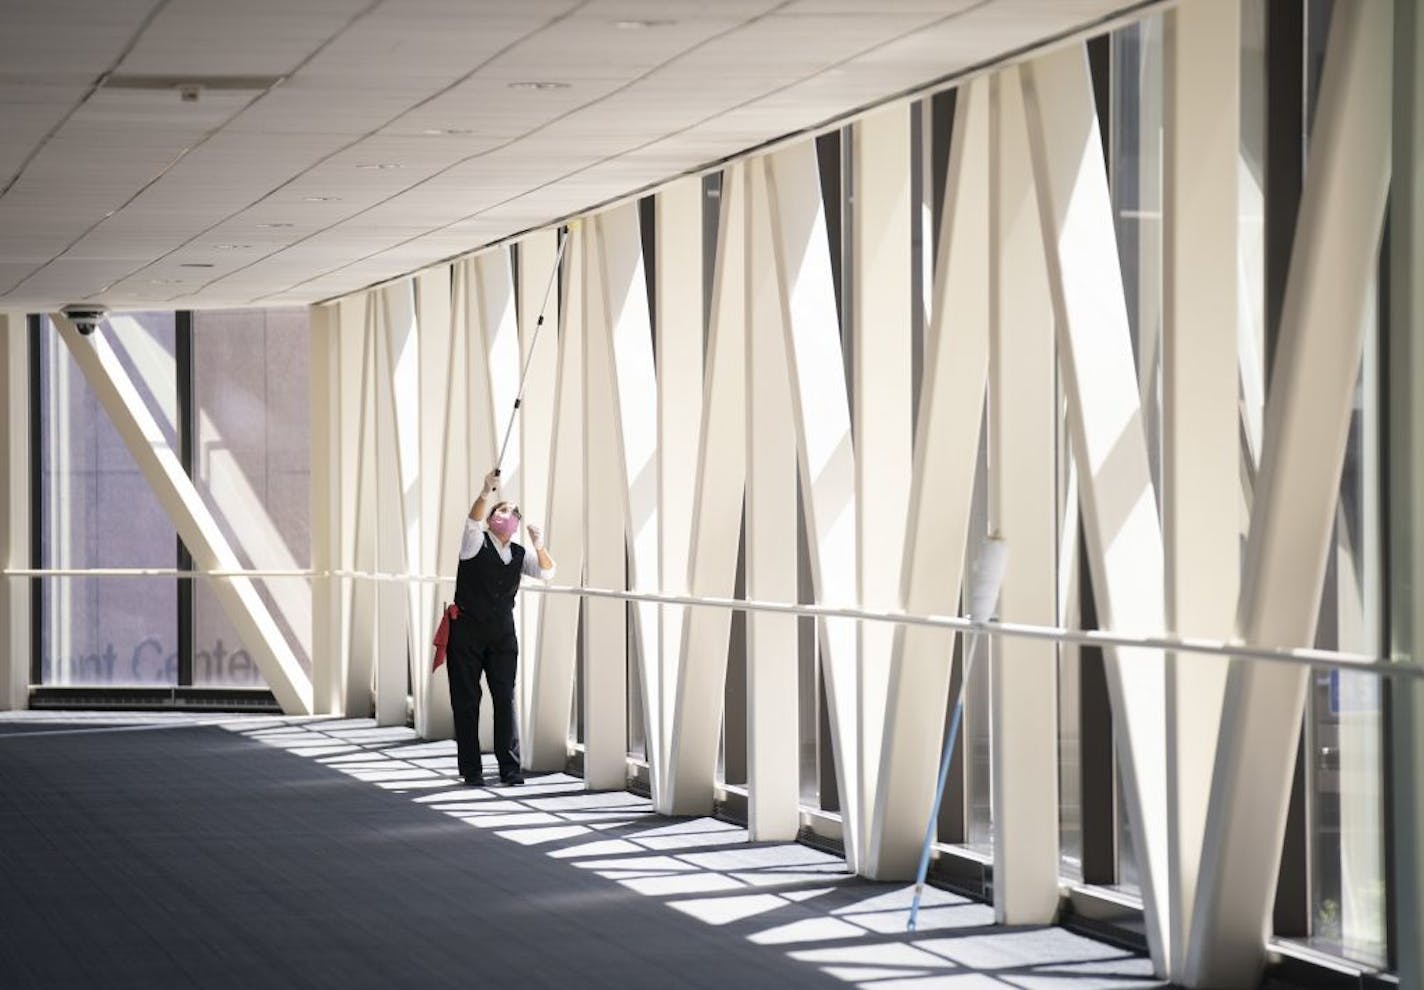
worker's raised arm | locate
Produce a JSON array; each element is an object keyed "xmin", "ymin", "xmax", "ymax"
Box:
[{"xmin": 469, "ymin": 469, "xmax": 499, "ymax": 521}]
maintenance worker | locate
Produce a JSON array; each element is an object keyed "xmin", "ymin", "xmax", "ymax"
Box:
[{"xmin": 446, "ymin": 468, "xmax": 555, "ymax": 786}]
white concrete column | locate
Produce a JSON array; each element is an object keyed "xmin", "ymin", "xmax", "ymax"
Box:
[
  {"xmin": 1390, "ymin": 2, "xmax": 1424, "ymax": 985},
  {"xmin": 745, "ymin": 160, "xmax": 801, "ymax": 841},
  {"xmin": 527, "ymin": 224, "xmax": 586, "ymax": 771},
  {"xmin": 655, "ymin": 178, "xmax": 704, "ymax": 802},
  {"xmin": 988, "ymin": 68, "xmax": 1060, "ymax": 925},
  {"xmin": 1161, "ymin": 1, "xmax": 1240, "ymax": 978},
  {"xmin": 1, "ymin": 313, "xmax": 30, "ymax": 710},
  {"xmin": 868, "ymin": 78, "xmax": 990, "ymax": 881},
  {"xmin": 664, "ymin": 166, "xmax": 747, "ymax": 815},
  {"xmin": 1021, "ymin": 45, "xmax": 1170, "ymax": 971},
  {"xmin": 582, "ymin": 216, "xmax": 629, "ymax": 790},
  {"xmin": 852, "ymin": 104, "xmax": 914, "ymax": 865},
  {"xmin": 1185, "ymin": 5, "xmax": 1393, "ymax": 985},
  {"xmin": 309, "ymin": 303, "xmax": 342, "ymax": 715},
  {"xmin": 762, "ymin": 141, "xmax": 861, "ymax": 869},
  {"xmin": 415, "ymin": 265, "xmax": 454, "ymax": 740},
  {"xmin": 53, "ymin": 313, "xmax": 312, "ymax": 714}
]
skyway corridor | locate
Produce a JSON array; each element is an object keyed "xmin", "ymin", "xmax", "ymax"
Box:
[{"xmin": 0, "ymin": 712, "xmax": 1163, "ymax": 989}]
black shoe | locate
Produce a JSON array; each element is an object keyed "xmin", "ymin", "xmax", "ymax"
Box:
[
  {"xmin": 463, "ymin": 775, "xmax": 486, "ymax": 787},
  {"xmin": 499, "ymin": 774, "xmax": 525, "ymax": 786}
]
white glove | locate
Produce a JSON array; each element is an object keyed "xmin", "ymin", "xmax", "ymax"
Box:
[
  {"xmin": 482, "ymin": 469, "xmax": 500, "ymax": 497},
  {"xmin": 525, "ymin": 522, "xmax": 545, "ymax": 551}
]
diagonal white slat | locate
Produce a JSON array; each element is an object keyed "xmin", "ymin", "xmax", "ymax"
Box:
[
  {"xmin": 475, "ymin": 250, "xmax": 522, "ymax": 499},
  {"xmin": 867, "ymin": 77, "xmax": 989, "ymax": 881},
  {"xmin": 664, "ymin": 164, "xmax": 747, "ymax": 816},
  {"xmin": 53, "ymin": 313, "xmax": 312, "ymax": 714},
  {"xmin": 582, "ymin": 216, "xmax": 629, "ymax": 791},
  {"xmin": 379, "ymin": 281, "xmax": 424, "ymax": 728},
  {"xmin": 591, "ymin": 203, "xmax": 662, "ymax": 800},
  {"xmin": 371, "ymin": 290, "xmax": 409, "ymax": 727},
  {"xmin": 1185, "ymin": 6, "xmax": 1394, "ymax": 986},
  {"xmin": 761, "ymin": 140, "xmax": 861, "ymax": 869},
  {"xmin": 338, "ymin": 294, "xmax": 371, "ymax": 716},
  {"xmin": 346, "ymin": 297, "xmax": 380, "ymax": 719},
  {"xmin": 466, "ymin": 250, "xmax": 521, "ymax": 748},
  {"xmin": 1020, "ymin": 44, "xmax": 1169, "ymax": 971},
  {"xmin": 988, "ymin": 67, "xmax": 1059, "ymax": 923},
  {"xmin": 429, "ymin": 262, "xmax": 478, "ymax": 738},
  {"xmin": 517, "ymin": 231, "xmax": 560, "ymax": 733},
  {"xmin": 655, "ymin": 176, "xmax": 705, "ymax": 803},
  {"xmin": 852, "ymin": 103, "xmax": 914, "ymax": 868},
  {"xmin": 527, "ymin": 223, "xmax": 586, "ymax": 771},
  {"xmin": 745, "ymin": 159, "xmax": 801, "ymax": 841},
  {"xmin": 1160, "ymin": 1, "xmax": 1239, "ymax": 978},
  {"xmin": 415, "ymin": 264, "xmax": 455, "ymax": 740}
]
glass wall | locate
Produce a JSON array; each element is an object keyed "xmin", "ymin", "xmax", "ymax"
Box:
[
  {"xmin": 37, "ymin": 313, "xmax": 179, "ymax": 686},
  {"xmin": 1300, "ymin": 2, "xmax": 1386, "ymax": 961},
  {"xmin": 34, "ymin": 307, "xmax": 311, "ymax": 692},
  {"xmin": 191, "ymin": 308, "xmax": 312, "ymax": 686}
]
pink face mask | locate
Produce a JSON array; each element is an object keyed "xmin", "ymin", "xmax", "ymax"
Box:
[{"xmin": 488, "ymin": 512, "xmax": 518, "ymax": 538}]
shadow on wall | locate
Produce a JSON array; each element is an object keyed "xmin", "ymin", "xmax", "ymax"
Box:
[{"xmin": 231, "ymin": 718, "xmax": 1165, "ymax": 990}]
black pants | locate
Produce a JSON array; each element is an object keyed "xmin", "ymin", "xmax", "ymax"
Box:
[{"xmin": 445, "ymin": 616, "xmax": 520, "ymax": 781}]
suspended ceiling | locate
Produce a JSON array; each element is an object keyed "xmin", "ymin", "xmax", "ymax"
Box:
[{"xmin": 0, "ymin": 0, "xmax": 1155, "ymax": 313}]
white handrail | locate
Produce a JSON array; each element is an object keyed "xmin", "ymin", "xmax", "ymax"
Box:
[
  {"xmin": 2, "ymin": 567, "xmax": 314, "ymax": 578},
  {"xmin": 6, "ymin": 566, "xmax": 1419, "ymax": 679}
]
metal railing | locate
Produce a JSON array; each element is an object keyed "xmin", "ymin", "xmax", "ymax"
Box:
[{"xmin": 7, "ymin": 565, "xmax": 1423, "ymax": 681}]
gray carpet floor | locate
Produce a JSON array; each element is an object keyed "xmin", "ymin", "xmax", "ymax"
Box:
[{"xmin": 0, "ymin": 713, "xmax": 1166, "ymax": 989}]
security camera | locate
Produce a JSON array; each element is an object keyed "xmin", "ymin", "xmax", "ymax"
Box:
[{"xmin": 60, "ymin": 305, "xmax": 108, "ymax": 336}]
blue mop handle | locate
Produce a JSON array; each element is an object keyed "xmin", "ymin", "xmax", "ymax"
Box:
[
  {"xmin": 907, "ymin": 537, "xmax": 1006, "ymax": 932},
  {"xmin": 907, "ymin": 641, "xmax": 974, "ymax": 932}
]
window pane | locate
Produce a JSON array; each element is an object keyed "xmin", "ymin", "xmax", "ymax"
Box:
[
  {"xmin": 1307, "ymin": 305, "xmax": 1386, "ymax": 966},
  {"xmin": 38, "ymin": 314, "xmax": 178, "ymax": 686},
  {"xmin": 191, "ymin": 308, "xmax": 312, "ymax": 687}
]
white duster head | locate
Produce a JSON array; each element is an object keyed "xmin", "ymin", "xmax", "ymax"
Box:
[{"xmin": 967, "ymin": 537, "xmax": 1009, "ymax": 621}]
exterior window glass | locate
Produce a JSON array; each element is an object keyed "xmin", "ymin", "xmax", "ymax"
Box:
[
  {"xmin": 37, "ymin": 314, "xmax": 179, "ymax": 686},
  {"xmin": 191, "ymin": 309, "xmax": 312, "ymax": 686},
  {"xmin": 1307, "ymin": 327, "xmax": 1385, "ymax": 965},
  {"xmin": 1294, "ymin": 1, "xmax": 1386, "ymax": 966}
]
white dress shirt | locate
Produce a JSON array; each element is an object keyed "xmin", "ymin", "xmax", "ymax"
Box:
[{"xmin": 461, "ymin": 518, "xmax": 555, "ymax": 580}]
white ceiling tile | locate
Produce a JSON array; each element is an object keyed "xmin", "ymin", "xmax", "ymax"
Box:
[{"xmin": 0, "ymin": 0, "xmax": 1158, "ymax": 310}]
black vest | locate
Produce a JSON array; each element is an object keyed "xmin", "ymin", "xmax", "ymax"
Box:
[{"xmin": 454, "ymin": 533, "xmax": 525, "ymax": 628}]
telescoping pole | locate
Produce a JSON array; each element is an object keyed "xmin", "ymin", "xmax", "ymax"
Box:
[{"xmin": 494, "ymin": 228, "xmax": 570, "ymax": 476}]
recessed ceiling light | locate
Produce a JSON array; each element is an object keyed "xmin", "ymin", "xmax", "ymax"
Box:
[
  {"xmin": 302, "ymin": 195, "xmax": 342, "ymax": 202},
  {"xmin": 507, "ymin": 81, "xmax": 569, "ymax": 91},
  {"xmin": 355, "ymin": 162, "xmax": 403, "ymax": 170},
  {"xmin": 149, "ymin": 278, "xmax": 183, "ymax": 285},
  {"xmin": 422, "ymin": 127, "xmax": 474, "ymax": 136},
  {"xmin": 213, "ymin": 243, "xmax": 251, "ymax": 250},
  {"xmin": 256, "ymin": 222, "xmax": 293, "ymax": 228},
  {"xmin": 179, "ymin": 263, "xmax": 215, "ymax": 269},
  {"xmin": 615, "ymin": 19, "xmax": 674, "ymax": 29}
]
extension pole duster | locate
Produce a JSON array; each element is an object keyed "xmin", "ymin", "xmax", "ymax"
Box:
[
  {"xmin": 494, "ymin": 227, "xmax": 570, "ymax": 478},
  {"xmin": 907, "ymin": 537, "xmax": 1009, "ymax": 931}
]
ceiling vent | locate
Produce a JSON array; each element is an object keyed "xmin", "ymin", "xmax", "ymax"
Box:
[{"xmin": 100, "ymin": 74, "xmax": 285, "ymax": 100}]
